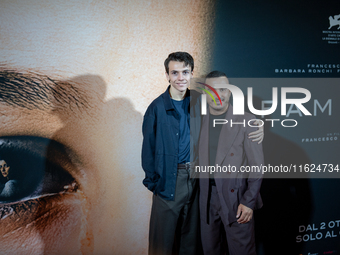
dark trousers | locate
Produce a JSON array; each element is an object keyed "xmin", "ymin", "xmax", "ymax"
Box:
[
  {"xmin": 201, "ymin": 186, "xmax": 256, "ymax": 255},
  {"xmin": 149, "ymin": 166, "xmax": 200, "ymax": 255}
]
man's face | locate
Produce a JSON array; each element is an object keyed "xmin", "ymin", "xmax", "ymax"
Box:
[
  {"xmin": 0, "ymin": 160, "xmax": 9, "ymax": 178},
  {"xmin": 205, "ymin": 77, "xmax": 231, "ymax": 114},
  {"xmin": 165, "ymin": 61, "xmax": 193, "ymax": 94}
]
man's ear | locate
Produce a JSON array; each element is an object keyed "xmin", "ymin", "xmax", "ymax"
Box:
[{"xmin": 165, "ymin": 71, "xmax": 170, "ymax": 83}]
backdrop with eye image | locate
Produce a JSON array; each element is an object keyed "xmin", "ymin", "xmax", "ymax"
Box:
[{"xmin": 0, "ymin": 1, "xmax": 215, "ymax": 254}]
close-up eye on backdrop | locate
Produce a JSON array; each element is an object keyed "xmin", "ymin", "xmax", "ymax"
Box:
[
  {"xmin": 1, "ymin": 0, "xmax": 340, "ymax": 254},
  {"xmin": 0, "ymin": 136, "xmax": 77, "ymax": 202}
]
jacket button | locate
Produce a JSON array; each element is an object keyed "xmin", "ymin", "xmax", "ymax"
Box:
[
  {"xmin": 230, "ymin": 153, "xmax": 234, "ymax": 156},
  {"xmin": 171, "ymin": 194, "xmax": 174, "ymax": 197},
  {"xmin": 231, "ymin": 189, "xmax": 234, "ymax": 193},
  {"xmin": 176, "ymin": 133, "xmax": 179, "ymax": 136}
]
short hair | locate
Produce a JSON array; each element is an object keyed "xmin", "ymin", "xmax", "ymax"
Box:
[
  {"xmin": 164, "ymin": 52, "xmax": 194, "ymax": 74},
  {"xmin": 206, "ymin": 70, "xmax": 227, "ymax": 79}
]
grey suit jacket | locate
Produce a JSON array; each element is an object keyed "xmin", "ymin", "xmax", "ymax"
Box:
[{"xmin": 198, "ymin": 105, "xmax": 264, "ymax": 225}]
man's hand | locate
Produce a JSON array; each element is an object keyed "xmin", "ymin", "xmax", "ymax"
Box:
[
  {"xmin": 248, "ymin": 119, "xmax": 264, "ymax": 144},
  {"xmin": 236, "ymin": 204, "xmax": 253, "ymax": 224}
]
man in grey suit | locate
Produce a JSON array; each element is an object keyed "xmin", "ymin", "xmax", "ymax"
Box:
[{"xmin": 197, "ymin": 71, "xmax": 264, "ymax": 255}]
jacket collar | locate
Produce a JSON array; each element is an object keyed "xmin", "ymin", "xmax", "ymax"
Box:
[
  {"xmin": 199, "ymin": 104, "xmax": 242, "ymax": 166},
  {"xmin": 162, "ymin": 85, "xmax": 190, "ymax": 111}
]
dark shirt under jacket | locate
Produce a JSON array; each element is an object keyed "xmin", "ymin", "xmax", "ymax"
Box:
[
  {"xmin": 209, "ymin": 113, "xmax": 225, "ymax": 166},
  {"xmin": 172, "ymin": 98, "xmax": 190, "ymax": 164},
  {"xmin": 142, "ymin": 86, "xmax": 200, "ymax": 201},
  {"xmin": 208, "ymin": 113, "xmax": 225, "ymax": 184}
]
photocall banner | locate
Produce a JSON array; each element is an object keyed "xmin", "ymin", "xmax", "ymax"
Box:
[
  {"xmin": 0, "ymin": 0, "xmax": 339, "ymax": 254},
  {"xmin": 211, "ymin": 0, "xmax": 340, "ymax": 254}
]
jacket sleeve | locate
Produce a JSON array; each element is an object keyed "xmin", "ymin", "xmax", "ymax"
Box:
[
  {"xmin": 141, "ymin": 110, "xmax": 159, "ymax": 192},
  {"xmin": 239, "ymin": 120, "xmax": 264, "ymax": 210}
]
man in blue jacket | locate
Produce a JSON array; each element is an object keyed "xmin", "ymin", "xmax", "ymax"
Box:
[
  {"xmin": 142, "ymin": 52, "xmax": 263, "ymax": 255},
  {"xmin": 142, "ymin": 52, "xmax": 199, "ymax": 255}
]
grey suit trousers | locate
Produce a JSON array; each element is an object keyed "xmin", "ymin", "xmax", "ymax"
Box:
[
  {"xmin": 201, "ymin": 185, "xmax": 256, "ymax": 255},
  {"xmin": 149, "ymin": 166, "xmax": 200, "ymax": 255}
]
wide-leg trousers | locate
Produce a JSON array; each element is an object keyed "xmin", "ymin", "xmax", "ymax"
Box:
[
  {"xmin": 149, "ymin": 166, "xmax": 200, "ymax": 255},
  {"xmin": 200, "ymin": 185, "xmax": 256, "ymax": 255}
]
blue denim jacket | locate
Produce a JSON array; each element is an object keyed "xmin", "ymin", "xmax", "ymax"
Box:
[{"xmin": 142, "ymin": 86, "xmax": 201, "ymax": 200}]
